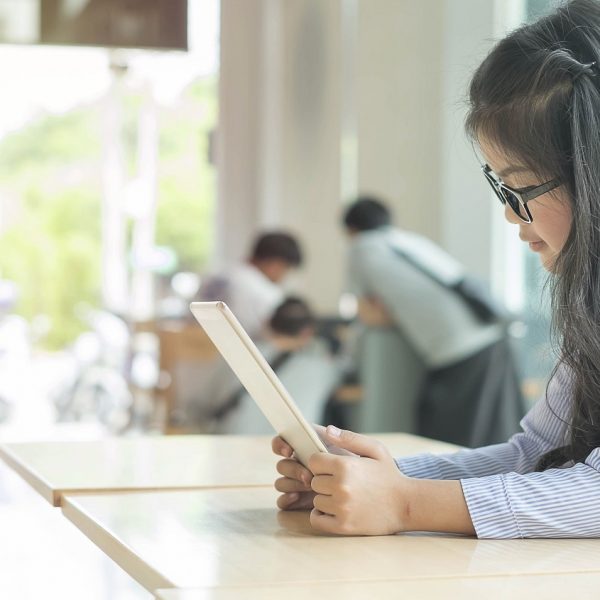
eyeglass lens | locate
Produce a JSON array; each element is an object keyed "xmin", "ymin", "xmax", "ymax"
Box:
[{"xmin": 483, "ymin": 170, "xmax": 529, "ymax": 221}]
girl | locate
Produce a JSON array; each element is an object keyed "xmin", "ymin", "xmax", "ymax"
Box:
[{"xmin": 272, "ymin": 0, "xmax": 600, "ymax": 538}]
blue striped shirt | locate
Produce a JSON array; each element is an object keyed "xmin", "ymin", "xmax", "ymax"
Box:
[{"xmin": 396, "ymin": 365, "xmax": 600, "ymax": 538}]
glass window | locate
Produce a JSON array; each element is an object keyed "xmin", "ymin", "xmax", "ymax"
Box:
[
  {"xmin": 495, "ymin": 0, "xmax": 558, "ymax": 406},
  {"xmin": 0, "ymin": 0, "xmax": 219, "ymax": 435}
]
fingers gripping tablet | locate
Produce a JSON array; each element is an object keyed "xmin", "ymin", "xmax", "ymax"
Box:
[{"xmin": 189, "ymin": 301, "xmax": 329, "ymax": 468}]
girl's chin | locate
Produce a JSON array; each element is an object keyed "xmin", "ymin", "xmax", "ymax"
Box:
[{"xmin": 539, "ymin": 250, "xmax": 559, "ymax": 272}]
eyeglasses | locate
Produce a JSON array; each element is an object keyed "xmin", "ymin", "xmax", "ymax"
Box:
[{"xmin": 482, "ymin": 164, "xmax": 561, "ymax": 224}]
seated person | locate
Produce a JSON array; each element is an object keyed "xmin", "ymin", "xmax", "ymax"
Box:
[
  {"xmin": 198, "ymin": 232, "xmax": 303, "ymax": 339},
  {"xmin": 195, "ymin": 297, "xmax": 341, "ymax": 435}
]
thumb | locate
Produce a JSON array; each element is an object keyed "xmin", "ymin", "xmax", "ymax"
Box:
[{"xmin": 324, "ymin": 425, "xmax": 386, "ymax": 459}]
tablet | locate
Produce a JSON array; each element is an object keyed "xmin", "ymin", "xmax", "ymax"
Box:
[{"xmin": 189, "ymin": 301, "xmax": 328, "ymax": 467}]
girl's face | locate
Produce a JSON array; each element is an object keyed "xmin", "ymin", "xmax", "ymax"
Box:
[{"xmin": 479, "ymin": 140, "xmax": 572, "ymax": 271}]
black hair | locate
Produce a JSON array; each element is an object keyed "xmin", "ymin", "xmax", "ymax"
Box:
[
  {"xmin": 269, "ymin": 297, "xmax": 315, "ymax": 337},
  {"xmin": 250, "ymin": 232, "xmax": 303, "ymax": 266},
  {"xmin": 343, "ymin": 196, "xmax": 392, "ymax": 232},
  {"xmin": 467, "ymin": 0, "xmax": 600, "ymax": 469}
]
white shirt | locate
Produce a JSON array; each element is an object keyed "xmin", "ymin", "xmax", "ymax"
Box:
[{"xmin": 201, "ymin": 263, "xmax": 283, "ymax": 339}]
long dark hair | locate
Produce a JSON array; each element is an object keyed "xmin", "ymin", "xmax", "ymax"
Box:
[{"xmin": 466, "ymin": 0, "xmax": 600, "ymax": 469}]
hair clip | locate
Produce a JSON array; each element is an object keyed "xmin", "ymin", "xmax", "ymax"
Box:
[{"xmin": 573, "ymin": 61, "xmax": 598, "ymax": 82}]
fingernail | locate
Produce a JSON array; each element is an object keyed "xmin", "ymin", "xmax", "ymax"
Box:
[
  {"xmin": 287, "ymin": 493, "xmax": 299, "ymax": 504},
  {"xmin": 327, "ymin": 425, "xmax": 341, "ymax": 438}
]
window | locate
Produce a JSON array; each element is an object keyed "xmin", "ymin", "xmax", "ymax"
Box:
[{"xmin": 493, "ymin": 0, "xmax": 558, "ymax": 405}]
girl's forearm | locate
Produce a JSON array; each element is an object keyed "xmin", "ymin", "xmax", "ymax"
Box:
[{"xmin": 402, "ymin": 478, "xmax": 476, "ymax": 536}]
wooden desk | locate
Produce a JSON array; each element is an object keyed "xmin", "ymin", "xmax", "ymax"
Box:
[
  {"xmin": 153, "ymin": 573, "xmax": 600, "ymax": 600},
  {"xmin": 62, "ymin": 486, "xmax": 600, "ymax": 593},
  {"xmin": 0, "ymin": 461, "xmax": 148, "ymax": 599},
  {"xmin": 0, "ymin": 433, "xmax": 458, "ymax": 506}
]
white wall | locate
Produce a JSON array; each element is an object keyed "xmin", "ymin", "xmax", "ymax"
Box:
[
  {"xmin": 439, "ymin": 0, "xmax": 527, "ymax": 286},
  {"xmin": 216, "ymin": 0, "xmax": 264, "ymax": 267},
  {"xmin": 439, "ymin": 0, "xmax": 497, "ymax": 281},
  {"xmin": 355, "ymin": 0, "xmax": 444, "ymax": 242},
  {"xmin": 219, "ymin": 0, "xmax": 345, "ymax": 313}
]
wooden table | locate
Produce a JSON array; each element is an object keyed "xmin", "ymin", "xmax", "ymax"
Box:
[
  {"xmin": 6, "ymin": 432, "xmax": 600, "ymax": 597},
  {"xmin": 61, "ymin": 486, "xmax": 600, "ymax": 593},
  {"xmin": 153, "ymin": 573, "xmax": 600, "ymax": 600},
  {"xmin": 0, "ymin": 460, "xmax": 149, "ymax": 599},
  {"xmin": 0, "ymin": 433, "xmax": 457, "ymax": 506}
]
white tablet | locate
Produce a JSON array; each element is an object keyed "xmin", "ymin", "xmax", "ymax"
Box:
[{"xmin": 189, "ymin": 301, "xmax": 328, "ymax": 467}]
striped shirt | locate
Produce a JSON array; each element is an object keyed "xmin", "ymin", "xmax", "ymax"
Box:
[{"xmin": 396, "ymin": 364, "xmax": 600, "ymax": 538}]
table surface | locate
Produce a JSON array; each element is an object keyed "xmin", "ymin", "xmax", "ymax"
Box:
[
  {"xmin": 0, "ymin": 433, "xmax": 457, "ymax": 506},
  {"xmin": 62, "ymin": 486, "xmax": 600, "ymax": 593},
  {"xmin": 153, "ymin": 573, "xmax": 600, "ymax": 600}
]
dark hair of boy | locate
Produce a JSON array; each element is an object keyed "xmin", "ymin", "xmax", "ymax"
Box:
[
  {"xmin": 250, "ymin": 232, "xmax": 303, "ymax": 266},
  {"xmin": 343, "ymin": 196, "xmax": 392, "ymax": 232},
  {"xmin": 269, "ymin": 297, "xmax": 315, "ymax": 337}
]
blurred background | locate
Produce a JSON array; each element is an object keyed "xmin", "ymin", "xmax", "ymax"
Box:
[
  {"xmin": 0, "ymin": 1, "xmax": 560, "ymax": 597},
  {"xmin": 0, "ymin": 0, "xmax": 556, "ymax": 441}
]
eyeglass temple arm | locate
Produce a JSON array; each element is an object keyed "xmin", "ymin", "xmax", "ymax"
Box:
[{"xmin": 519, "ymin": 179, "xmax": 560, "ymax": 202}]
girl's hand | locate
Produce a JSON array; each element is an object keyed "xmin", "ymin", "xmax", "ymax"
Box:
[
  {"xmin": 307, "ymin": 425, "xmax": 410, "ymax": 535},
  {"xmin": 272, "ymin": 435, "xmax": 316, "ymax": 510},
  {"xmin": 272, "ymin": 426, "xmax": 410, "ymax": 534},
  {"xmin": 273, "ymin": 427, "xmax": 475, "ymax": 537}
]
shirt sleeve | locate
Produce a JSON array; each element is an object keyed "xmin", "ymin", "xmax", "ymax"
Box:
[
  {"xmin": 227, "ymin": 267, "xmax": 283, "ymax": 339},
  {"xmin": 461, "ymin": 449, "xmax": 600, "ymax": 538},
  {"xmin": 396, "ymin": 364, "xmax": 571, "ymax": 479},
  {"xmin": 397, "ymin": 364, "xmax": 600, "ymax": 539}
]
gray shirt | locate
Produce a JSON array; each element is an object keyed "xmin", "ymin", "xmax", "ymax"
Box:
[{"xmin": 348, "ymin": 227, "xmax": 502, "ymax": 368}]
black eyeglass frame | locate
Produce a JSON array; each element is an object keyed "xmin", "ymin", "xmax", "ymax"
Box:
[{"xmin": 482, "ymin": 164, "xmax": 561, "ymax": 224}]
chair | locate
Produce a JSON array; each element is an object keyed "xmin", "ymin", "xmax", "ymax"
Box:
[{"xmin": 155, "ymin": 321, "xmax": 219, "ymax": 433}]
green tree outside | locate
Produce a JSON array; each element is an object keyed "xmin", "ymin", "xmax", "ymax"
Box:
[{"xmin": 0, "ymin": 76, "xmax": 217, "ymax": 349}]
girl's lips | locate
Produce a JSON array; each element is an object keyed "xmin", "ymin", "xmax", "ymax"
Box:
[{"xmin": 528, "ymin": 241, "xmax": 546, "ymax": 251}]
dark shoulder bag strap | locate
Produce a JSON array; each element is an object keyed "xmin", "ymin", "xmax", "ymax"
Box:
[{"xmin": 389, "ymin": 244, "xmax": 508, "ymax": 324}]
